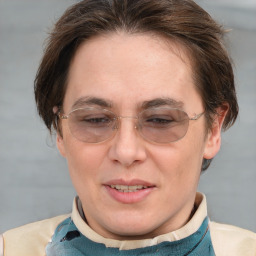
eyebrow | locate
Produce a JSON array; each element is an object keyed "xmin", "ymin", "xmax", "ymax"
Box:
[
  {"xmin": 71, "ymin": 96, "xmax": 113, "ymax": 110},
  {"xmin": 71, "ymin": 96, "xmax": 184, "ymax": 111},
  {"xmin": 141, "ymin": 98, "xmax": 184, "ymax": 109}
]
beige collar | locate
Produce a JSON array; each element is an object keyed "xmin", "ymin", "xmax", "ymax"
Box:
[{"xmin": 71, "ymin": 192, "xmax": 207, "ymax": 250}]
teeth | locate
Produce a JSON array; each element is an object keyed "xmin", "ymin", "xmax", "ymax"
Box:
[{"xmin": 110, "ymin": 185, "xmax": 148, "ymax": 192}]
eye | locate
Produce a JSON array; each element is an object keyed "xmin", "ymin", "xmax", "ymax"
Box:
[
  {"xmin": 83, "ymin": 116, "xmax": 111, "ymax": 124},
  {"xmin": 78, "ymin": 114, "xmax": 114, "ymax": 128},
  {"xmin": 140, "ymin": 108, "xmax": 188, "ymax": 129},
  {"xmin": 70, "ymin": 109, "xmax": 115, "ymax": 128},
  {"xmin": 146, "ymin": 116, "xmax": 173, "ymax": 124},
  {"xmin": 144, "ymin": 115, "xmax": 175, "ymax": 127}
]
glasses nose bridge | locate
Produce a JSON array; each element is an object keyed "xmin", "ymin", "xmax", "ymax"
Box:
[{"xmin": 115, "ymin": 115, "xmax": 139, "ymax": 130}]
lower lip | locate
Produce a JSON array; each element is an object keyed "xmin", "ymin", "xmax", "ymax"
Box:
[{"xmin": 104, "ymin": 186, "xmax": 155, "ymax": 204}]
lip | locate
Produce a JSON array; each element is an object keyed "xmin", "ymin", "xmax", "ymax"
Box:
[
  {"xmin": 104, "ymin": 179, "xmax": 155, "ymax": 187},
  {"xmin": 103, "ymin": 179, "xmax": 156, "ymax": 204}
]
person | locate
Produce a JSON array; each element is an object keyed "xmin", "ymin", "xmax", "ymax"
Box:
[{"xmin": 1, "ymin": 0, "xmax": 256, "ymax": 255}]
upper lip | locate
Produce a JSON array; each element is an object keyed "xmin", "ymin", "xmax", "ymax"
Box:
[{"xmin": 104, "ymin": 179, "xmax": 155, "ymax": 187}]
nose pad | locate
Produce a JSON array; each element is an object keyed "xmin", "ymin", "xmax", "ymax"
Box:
[
  {"xmin": 111, "ymin": 117, "xmax": 120, "ymax": 130},
  {"xmin": 112, "ymin": 124, "xmax": 118, "ymax": 130},
  {"xmin": 134, "ymin": 121, "xmax": 140, "ymax": 130}
]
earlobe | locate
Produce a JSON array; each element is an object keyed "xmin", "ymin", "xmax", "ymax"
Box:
[
  {"xmin": 203, "ymin": 105, "xmax": 229, "ymax": 159},
  {"xmin": 56, "ymin": 132, "xmax": 66, "ymax": 158}
]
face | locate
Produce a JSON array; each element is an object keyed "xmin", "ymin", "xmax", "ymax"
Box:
[{"xmin": 57, "ymin": 33, "xmax": 222, "ymax": 239}]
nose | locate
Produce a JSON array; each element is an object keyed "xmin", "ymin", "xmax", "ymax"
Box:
[{"xmin": 108, "ymin": 117, "xmax": 147, "ymax": 167}]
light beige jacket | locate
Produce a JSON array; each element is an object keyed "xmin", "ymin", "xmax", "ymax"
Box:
[{"xmin": 1, "ymin": 193, "xmax": 256, "ymax": 256}]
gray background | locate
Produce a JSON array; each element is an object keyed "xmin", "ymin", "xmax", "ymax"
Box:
[{"xmin": 0, "ymin": 0, "xmax": 255, "ymax": 234}]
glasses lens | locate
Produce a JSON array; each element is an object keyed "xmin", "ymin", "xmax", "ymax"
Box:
[
  {"xmin": 68, "ymin": 108, "xmax": 116, "ymax": 143},
  {"xmin": 139, "ymin": 108, "xmax": 189, "ymax": 143}
]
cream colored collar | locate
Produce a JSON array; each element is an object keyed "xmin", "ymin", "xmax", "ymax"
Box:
[{"xmin": 71, "ymin": 192, "xmax": 207, "ymax": 250}]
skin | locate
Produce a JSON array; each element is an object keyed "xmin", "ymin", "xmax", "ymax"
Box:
[{"xmin": 57, "ymin": 32, "xmax": 226, "ymax": 240}]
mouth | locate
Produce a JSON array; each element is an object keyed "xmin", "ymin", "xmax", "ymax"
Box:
[
  {"xmin": 109, "ymin": 185, "xmax": 151, "ymax": 193},
  {"xmin": 104, "ymin": 180, "xmax": 156, "ymax": 203}
]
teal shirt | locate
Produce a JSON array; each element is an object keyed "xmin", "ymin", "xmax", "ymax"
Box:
[{"xmin": 46, "ymin": 217, "xmax": 215, "ymax": 255}]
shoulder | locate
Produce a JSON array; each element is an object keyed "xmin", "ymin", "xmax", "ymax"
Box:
[
  {"xmin": 210, "ymin": 221, "xmax": 256, "ymax": 256},
  {"xmin": 2, "ymin": 214, "xmax": 69, "ymax": 256}
]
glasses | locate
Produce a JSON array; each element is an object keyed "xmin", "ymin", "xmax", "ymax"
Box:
[{"xmin": 58, "ymin": 107, "xmax": 204, "ymax": 144}]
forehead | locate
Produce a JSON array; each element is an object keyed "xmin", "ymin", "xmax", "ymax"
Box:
[{"xmin": 64, "ymin": 32, "xmax": 202, "ymax": 112}]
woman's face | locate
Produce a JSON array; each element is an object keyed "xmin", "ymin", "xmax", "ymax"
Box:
[{"xmin": 57, "ymin": 33, "xmax": 221, "ymax": 239}]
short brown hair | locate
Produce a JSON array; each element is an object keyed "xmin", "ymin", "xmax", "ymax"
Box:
[{"xmin": 34, "ymin": 0, "xmax": 239, "ymax": 170}]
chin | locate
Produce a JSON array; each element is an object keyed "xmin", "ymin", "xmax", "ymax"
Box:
[
  {"xmin": 105, "ymin": 218, "xmax": 159, "ymax": 239},
  {"xmin": 110, "ymin": 228, "xmax": 155, "ymax": 240}
]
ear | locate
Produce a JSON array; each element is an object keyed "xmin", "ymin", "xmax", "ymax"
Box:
[
  {"xmin": 203, "ymin": 105, "xmax": 229, "ymax": 159},
  {"xmin": 56, "ymin": 132, "xmax": 67, "ymax": 158}
]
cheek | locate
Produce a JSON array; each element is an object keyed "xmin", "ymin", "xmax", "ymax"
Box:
[
  {"xmin": 151, "ymin": 133, "xmax": 205, "ymax": 185},
  {"xmin": 64, "ymin": 142, "xmax": 109, "ymax": 206},
  {"xmin": 62, "ymin": 134, "xmax": 107, "ymax": 186}
]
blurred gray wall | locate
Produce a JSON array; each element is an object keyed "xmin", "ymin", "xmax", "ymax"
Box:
[{"xmin": 0, "ymin": 0, "xmax": 255, "ymax": 233}]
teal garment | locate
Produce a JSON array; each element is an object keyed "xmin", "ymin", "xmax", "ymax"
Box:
[{"xmin": 46, "ymin": 217, "xmax": 215, "ymax": 256}]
